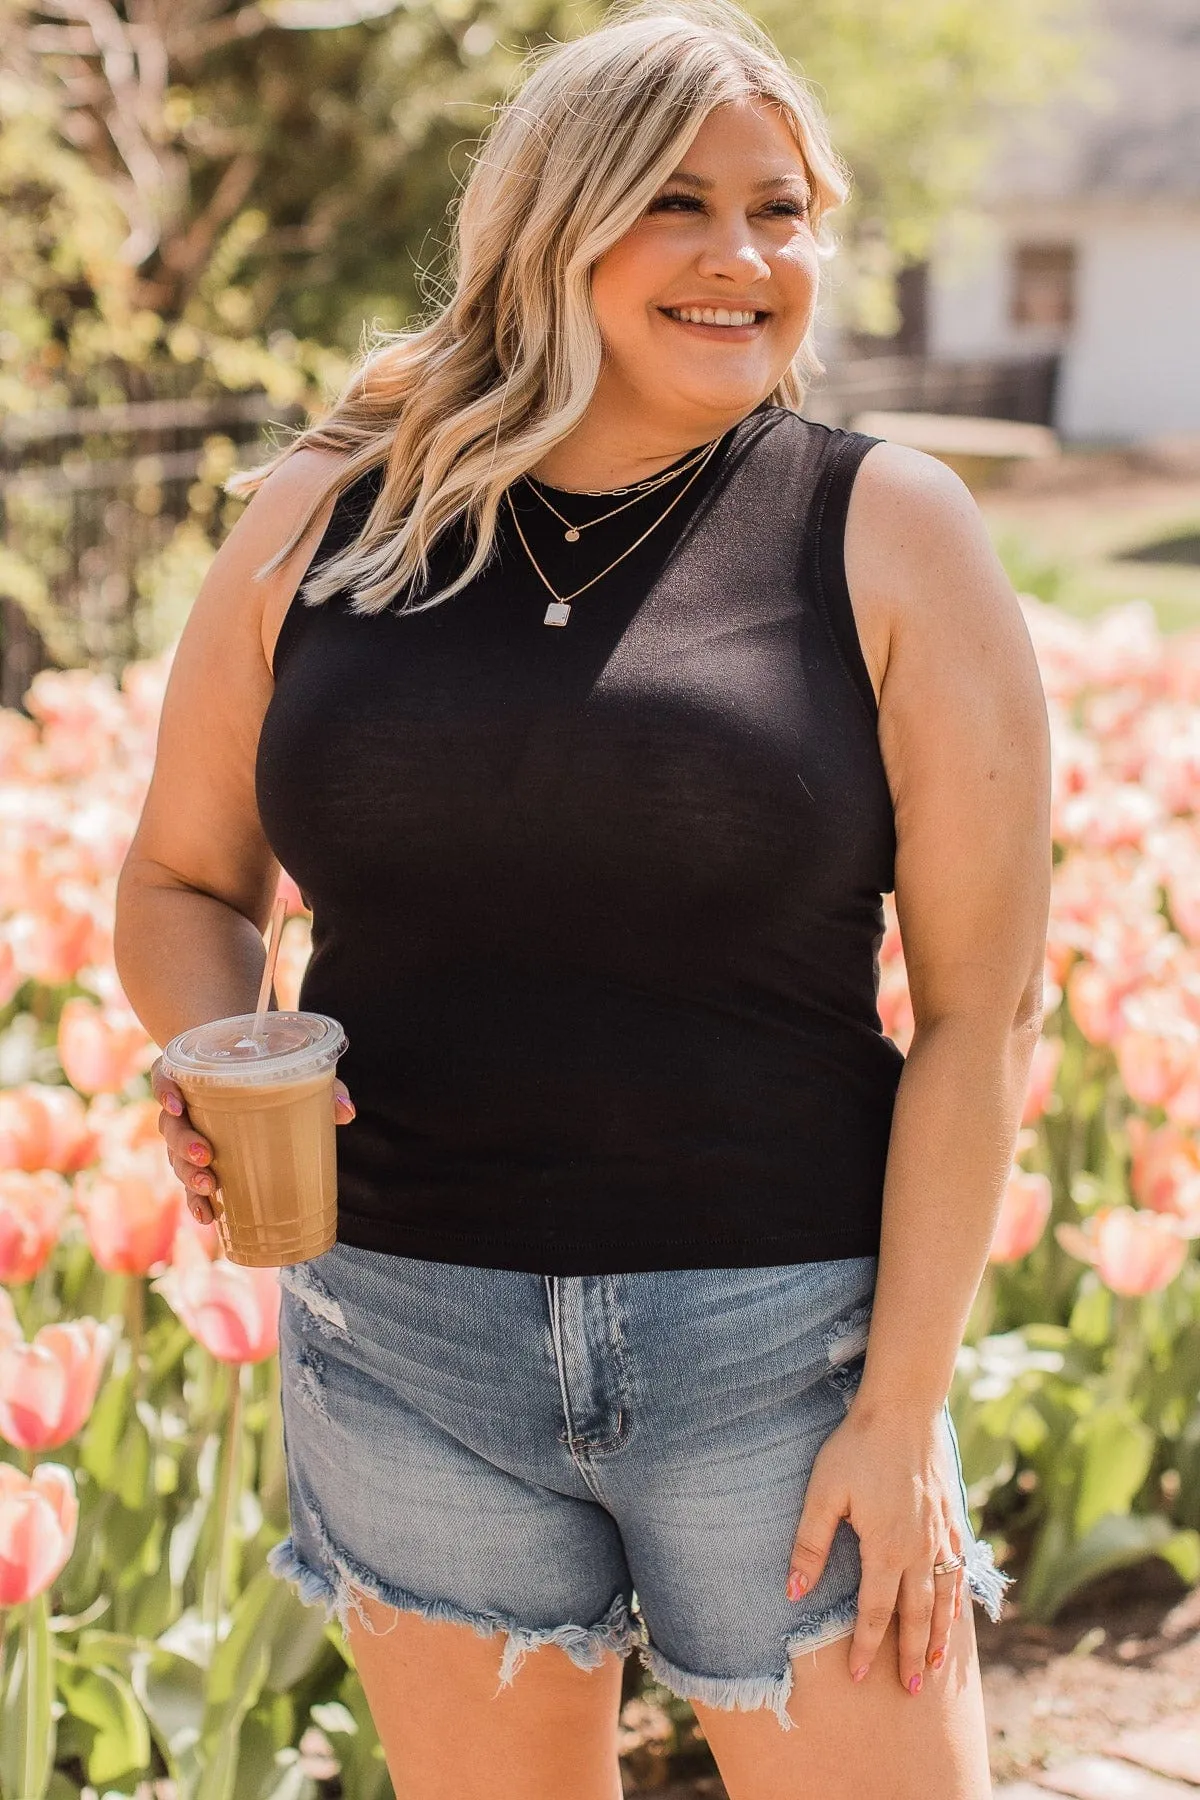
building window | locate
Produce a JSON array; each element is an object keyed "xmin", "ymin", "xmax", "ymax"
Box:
[{"xmin": 1010, "ymin": 243, "xmax": 1076, "ymax": 328}]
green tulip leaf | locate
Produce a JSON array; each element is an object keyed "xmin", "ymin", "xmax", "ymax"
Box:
[
  {"xmin": 57, "ymin": 1660, "xmax": 152, "ymax": 1787},
  {"xmin": 1074, "ymin": 1403, "xmax": 1155, "ymax": 1537}
]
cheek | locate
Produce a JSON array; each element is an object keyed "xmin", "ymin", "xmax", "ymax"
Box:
[{"xmin": 591, "ymin": 232, "xmax": 675, "ymax": 331}]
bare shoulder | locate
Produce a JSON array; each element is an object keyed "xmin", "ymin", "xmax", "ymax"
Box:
[
  {"xmin": 122, "ymin": 445, "xmax": 352, "ymax": 922},
  {"xmin": 843, "ymin": 439, "xmax": 1041, "ymax": 716}
]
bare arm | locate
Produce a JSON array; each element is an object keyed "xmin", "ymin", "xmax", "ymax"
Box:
[
  {"xmin": 114, "ymin": 446, "xmax": 352, "ymax": 1213},
  {"xmin": 786, "ymin": 441, "xmax": 1052, "ymax": 1692},
  {"xmin": 849, "ymin": 443, "xmax": 1051, "ymax": 1424}
]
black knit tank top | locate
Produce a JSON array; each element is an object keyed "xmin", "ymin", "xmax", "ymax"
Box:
[{"xmin": 255, "ymin": 402, "xmax": 904, "ymax": 1273}]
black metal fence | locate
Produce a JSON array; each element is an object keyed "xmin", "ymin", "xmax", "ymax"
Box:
[
  {"xmin": 0, "ymin": 391, "xmax": 304, "ymax": 709},
  {"xmin": 0, "ymin": 352, "xmax": 1058, "ymax": 704}
]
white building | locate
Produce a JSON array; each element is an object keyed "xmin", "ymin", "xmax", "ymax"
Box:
[{"xmin": 924, "ymin": 0, "xmax": 1200, "ymax": 445}]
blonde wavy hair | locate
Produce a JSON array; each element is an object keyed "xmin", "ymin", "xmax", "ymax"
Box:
[{"xmin": 228, "ymin": 0, "xmax": 851, "ymax": 617}]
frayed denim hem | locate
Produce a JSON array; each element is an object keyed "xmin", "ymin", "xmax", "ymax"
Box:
[
  {"xmin": 639, "ymin": 1594, "xmax": 861, "ymax": 1733},
  {"xmin": 639, "ymin": 1538, "xmax": 1012, "ymax": 1734},
  {"xmin": 962, "ymin": 1531, "xmax": 1012, "ymax": 1623},
  {"xmin": 265, "ymin": 1534, "xmax": 638, "ymax": 1691}
]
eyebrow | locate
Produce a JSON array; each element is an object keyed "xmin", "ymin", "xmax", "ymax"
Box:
[{"xmin": 663, "ymin": 170, "xmax": 811, "ymax": 195}]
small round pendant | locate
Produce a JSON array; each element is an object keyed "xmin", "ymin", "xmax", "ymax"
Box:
[{"xmin": 564, "ymin": 527, "xmax": 580, "ymax": 542}]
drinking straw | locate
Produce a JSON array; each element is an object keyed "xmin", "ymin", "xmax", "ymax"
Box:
[{"xmin": 251, "ymin": 892, "xmax": 289, "ymax": 1044}]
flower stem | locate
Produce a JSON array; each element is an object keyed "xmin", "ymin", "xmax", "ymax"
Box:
[
  {"xmin": 124, "ymin": 1274, "xmax": 144, "ymax": 1399},
  {"xmin": 203, "ymin": 1361, "xmax": 244, "ymax": 1640}
]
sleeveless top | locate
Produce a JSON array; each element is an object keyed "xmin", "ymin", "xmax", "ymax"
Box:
[{"xmin": 255, "ymin": 401, "xmax": 905, "ymax": 1274}]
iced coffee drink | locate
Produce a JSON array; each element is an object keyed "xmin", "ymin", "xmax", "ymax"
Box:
[{"xmin": 161, "ymin": 1012, "xmax": 348, "ymax": 1267}]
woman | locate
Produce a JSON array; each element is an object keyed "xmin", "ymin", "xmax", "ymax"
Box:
[{"xmin": 114, "ymin": 0, "xmax": 1052, "ymax": 1793}]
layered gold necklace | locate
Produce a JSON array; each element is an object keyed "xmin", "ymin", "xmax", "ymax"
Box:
[{"xmin": 506, "ymin": 436, "xmax": 723, "ymax": 626}]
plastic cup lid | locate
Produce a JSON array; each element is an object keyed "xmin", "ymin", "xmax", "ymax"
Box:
[{"xmin": 161, "ymin": 1011, "xmax": 347, "ymax": 1087}]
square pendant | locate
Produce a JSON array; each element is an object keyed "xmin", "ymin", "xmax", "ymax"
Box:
[{"xmin": 543, "ymin": 601, "xmax": 571, "ymax": 626}]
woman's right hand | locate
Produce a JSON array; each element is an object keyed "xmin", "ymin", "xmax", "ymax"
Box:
[{"xmin": 150, "ymin": 1056, "xmax": 357, "ymax": 1226}]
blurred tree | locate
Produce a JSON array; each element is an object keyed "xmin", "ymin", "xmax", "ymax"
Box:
[{"xmin": 2, "ymin": 0, "xmax": 1086, "ymax": 412}]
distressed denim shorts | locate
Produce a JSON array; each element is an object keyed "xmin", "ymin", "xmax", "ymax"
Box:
[{"xmin": 267, "ymin": 1244, "xmax": 1009, "ymax": 1730}]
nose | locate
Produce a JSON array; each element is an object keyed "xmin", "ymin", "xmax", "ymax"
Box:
[{"xmin": 693, "ymin": 214, "xmax": 772, "ymax": 285}]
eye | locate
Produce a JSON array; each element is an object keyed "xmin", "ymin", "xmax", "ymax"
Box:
[{"xmin": 648, "ymin": 192, "xmax": 810, "ymax": 218}]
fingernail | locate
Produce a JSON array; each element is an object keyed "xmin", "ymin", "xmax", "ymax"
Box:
[
  {"xmin": 851, "ymin": 1664, "xmax": 869, "ymax": 1683},
  {"xmin": 164, "ymin": 1094, "xmax": 183, "ymax": 1116},
  {"xmin": 908, "ymin": 1674, "xmax": 922, "ymax": 1695},
  {"xmin": 930, "ymin": 1649, "xmax": 945, "ymax": 1670},
  {"xmin": 194, "ymin": 1175, "xmax": 213, "ymax": 1194},
  {"xmin": 188, "ymin": 1142, "xmax": 207, "ymax": 1162},
  {"xmin": 786, "ymin": 1571, "xmax": 809, "ymax": 1601}
]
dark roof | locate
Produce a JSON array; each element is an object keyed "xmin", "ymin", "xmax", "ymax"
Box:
[{"xmin": 983, "ymin": 0, "xmax": 1200, "ymax": 201}]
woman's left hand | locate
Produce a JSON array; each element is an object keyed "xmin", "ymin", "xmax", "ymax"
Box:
[{"xmin": 784, "ymin": 1404, "xmax": 965, "ymax": 1694}]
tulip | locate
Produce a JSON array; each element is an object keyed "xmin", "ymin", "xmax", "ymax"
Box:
[
  {"xmin": 1021, "ymin": 1036, "xmax": 1064, "ymax": 1125},
  {"xmin": 989, "ymin": 1170, "xmax": 1052, "ymax": 1264},
  {"xmin": 86, "ymin": 1095, "xmax": 164, "ymax": 1160},
  {"xmin": 72, "ymin": 1164, "xmax": 183, "ymax": 1276},
  {"xmin": 0, "ymin": 1172, "xmax": 72, "ymax": 1285},
  {"xmin": 153, "ymin": 1253, "xmax": 280, "ymax": 1364},
  {"xmin": 0, "ymin": 1085, "xmax": 95, "ymax": 1175},
  {"xmin": 57, "ymin": 996, "xmax": 153, "ymax": 1096},
  {"xmin": 0, "ymin": 1319, "xmax": 113, "ymax": 1452},
  {"xmin": 0, "ymin": 1289, "xmax": 19, "ymax": 1353},
  {"xmin": 1055, "ymin": 1205, "xmax": 1192, "ymax": 1296},
  {"xmin": 0, "ymin": 1462, "xmax": 78, "ymax": 1606},
  {"xmin": 0, "ymin": 936, "xmax": 20, "ymax": 1011}
]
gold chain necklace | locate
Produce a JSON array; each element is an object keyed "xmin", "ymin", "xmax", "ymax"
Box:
[
  {"xmin": 505, "ymin": 436, "xmax": 722, "ymax": 626},
  {"xmin": 523, "ymin": 439, "xmax": 719, "ymax": 541}
]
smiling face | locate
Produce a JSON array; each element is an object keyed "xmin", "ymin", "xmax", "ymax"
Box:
[{"xmin": 589, "ymin": 96, "xmax": 820, "ymax": 436}]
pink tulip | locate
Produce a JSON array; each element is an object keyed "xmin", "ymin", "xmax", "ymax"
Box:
[
  {"xmin": 21, "ymin": 903, "xmax": 99, "ymax": 987},
  {"xmin": 153, "ymin": 1251, "xmax": 280, "ymax": 1364},
  {"xmin": 1021, "ymin": 1036, "xmax": 1064, "ymax": 1125},
  {"xmin": 0, "ymin": 1085, "xmax": 95, "ymax": 1175},
  {"xmin": 86, "ymin": 1096, "xmax": 164, "ymax": 1160},
  {"xmin": 990, "ymin": 1170, "xmax": 1053, "ymax": 1264},
  {"xmin": 1126, "ymin": 1118, "xmax": 1200, "ymax": 1231},
  {"xmin": 0, "ymin": 1318, "xmax": 113, "ymax": 1451},
  {"xmin": 1055, "ymin": 1205, "xmax": 1193, "ymax": 1296},
  {"xmin": 0, "ymin": 1172, "xmax": 72, "ymax": 1285},
  {"xmin": 57, "ymin": 996, "xmax": 153, "ymax": 1096},
  {"xmin": 0, "ymin": 937, "xmax": 19, "ymax": 1011},
  {"xmin": 276, "ymin": 870, "xmax": 309, "ymax": 918},
  {"xmin": 72, "ymin": 1166, "xmax": 183, "ymax": 1276},
  {"xmin": 0, "ymin": 1463, "xmax": 78, "ymax": 1606}
]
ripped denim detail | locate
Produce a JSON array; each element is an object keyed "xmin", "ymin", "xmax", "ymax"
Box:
[
  {"xmin": 278, "ymin": 1261, "xmax": 352, "ymax": 1343},
  {"xmin": 266, "ymin": 1513, "xmax": 640, "ymax": 1693},
  {"xmin": 822, "ymin": 1296, "xmax": 873, "ymax": 1412}
]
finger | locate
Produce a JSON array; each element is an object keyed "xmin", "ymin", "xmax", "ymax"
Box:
[
  {"xmin": 897, "ymin": 1565, "xmax": 937, "ymax": 1695},
  {"xmin": 787, "ymin": 1482, "xmax": 844, "ymax": 1603},
  {"xmin": 333, "ymin": 1081, "xmax": 356, "ymax": 1124},
  {"xmin": 929, "ymin": 1517, "xmax": 963, "ymax": 1667},
  {"xmin": 170, "ymin": 1157, "xmax": 216, "ymax": 1224},
  {"xmin": 847, "ymin": 1566, "xmax": 900, "ymax": 1684},
  {"xmin": 150, "ymin": 1058, "xmax": 185, "ymax": 1118},
  {"xmin": 162, "ymin": 1116, "xmax": 213, "ymax": 1172}
]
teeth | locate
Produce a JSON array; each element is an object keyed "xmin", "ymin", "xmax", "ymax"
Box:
[{"xmin": 664, "ymin": 307, "xmax": 761, "ymax": 327}]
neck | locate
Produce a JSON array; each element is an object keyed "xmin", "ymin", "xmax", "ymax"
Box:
[{"xmin": 527, "ymin": 394, "xmax": 760, "ymax": 493}]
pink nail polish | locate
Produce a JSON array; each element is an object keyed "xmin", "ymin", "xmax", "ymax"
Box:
[
  {"xmin": 188, "ymin": 1142, "xmax": 207, "ymax": 1162},
  {"xmin": 908, "ymin": 1674, "xmax": 922, "ymax": 1695},
  {"xmin": 851, "ymin": 1664, "xmax": 869, "ymax": 1683},
  {"xmin": 164, "ymin": 1094, "xmax": 183, "ymax": 1116},
  {"xmin": 786, "ymin": 1571, "xmax": 808, "ymax": 1601},
  {"xmin": 930, "ymin": 1649, "xmax": 945, "ymax": 1670}
]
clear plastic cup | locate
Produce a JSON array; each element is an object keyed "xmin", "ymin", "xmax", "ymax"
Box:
[{"xmin": 161, "ymin": 1011, "xmax": 348, "ymax": 1267}]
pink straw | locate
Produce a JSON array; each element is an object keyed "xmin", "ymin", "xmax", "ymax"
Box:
[{"xmin": 251, "ymin": 893, "xmax": 289, "ymax": 1043}]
